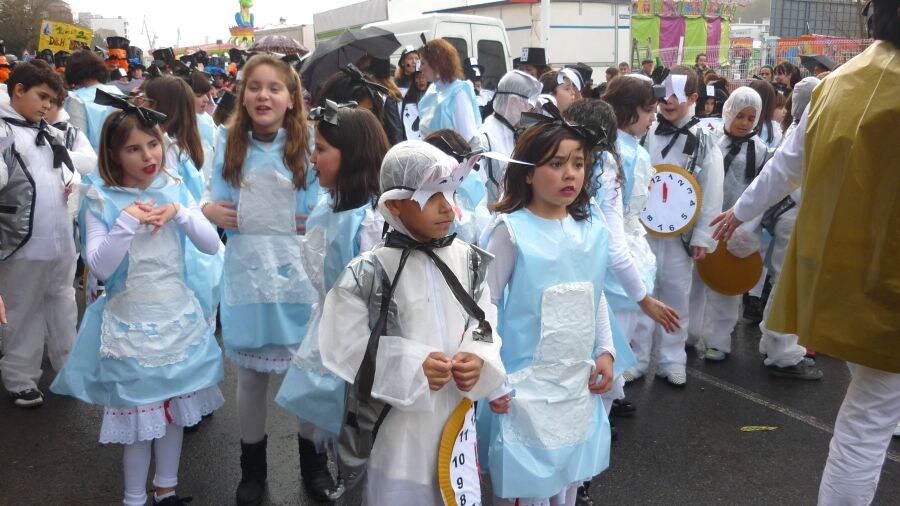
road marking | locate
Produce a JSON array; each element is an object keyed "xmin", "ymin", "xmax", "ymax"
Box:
[{"xmin": 687, "ymin": 367, "xmax": 900, "ymax": 464}]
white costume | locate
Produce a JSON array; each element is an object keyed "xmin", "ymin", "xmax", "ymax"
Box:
[
  {"xmin": 689, "ymin": 88, "xmax": 768, "ymax": 356},
  {"xmin": 0, "ymin": 102, "xmax": 77, "ymax": 395},
  {"xmin": 642, "ymin": 102, "xmax": 724, "ymax": 381},
  {"xmin": 319, "ymin": 142, "xmax": 505, "ymax": 504}
]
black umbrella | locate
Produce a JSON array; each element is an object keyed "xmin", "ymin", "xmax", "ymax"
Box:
[
  {"xmin": 301, "ymin": 26, "xmax": 400, "ymax": 95},
  {"xmin": 799, "ymin": 54, "xmax": 836, "ymax": 74}
]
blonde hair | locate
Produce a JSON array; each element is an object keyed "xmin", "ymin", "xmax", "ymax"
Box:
[{"xmin": 223, "ymin": 54, "xmax": 309, "ymax": 189}]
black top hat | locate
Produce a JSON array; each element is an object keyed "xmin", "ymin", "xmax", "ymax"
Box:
[
  {"xmin": 37, "ymin": 49, "xmax": 55, "ymax": 65},
  {"xmin": 107, "ymin": 36, "xmax": 130, "ymax": 51},
  {"xmin": 369, "ymin": 56, "xmax": 391, "ymax": 79},
  {"xmin": 53, "ymin": 51, "xmax": 70, "ymax": 68},
  {"xmin": 571, "ymin": 62, "xmax": 593, "ymax": 84},
  {"xmin": 519, "ymin": 47, "xmax": 547, "ymax": 67},
  {"xmin": 208, "ymin": 55, "xmax": 225, "ymax": 68},
  {"xmin": 127, "ymin": 46, "xmax": 143, "ymax": 62},
  {"xmin": 152, "ymin": 48, "xmax": 175, "ymax": 67},
  {"xmin": 464, "ymin": 57, "xmax": 484, "ymax": 81},
  {"xmin": 228, "ymin": 48, "xmax": 247, "ymax": 69}
]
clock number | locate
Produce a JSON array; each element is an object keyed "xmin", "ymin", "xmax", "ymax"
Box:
[
  {"xmin": 678, "ymin": 179, "xmax": 685, "ymax": 186},
  {"xmin": 658, "ymin": 224, "xmax": 663, "ymax": 231},
  {"xmin": 654, "ymin": 175, "xmax": 661, "ymax": 183},
  {"xmin": 669, "ymin": 225, "xmax": 675, "ymax": 231},
  {"xmin": 460, "ymin": 494, "xmax": 467, "ymax": 506},
  {"xmin": 687, "ymin": 187, "xmax": 693, "ymax": 194},
  {"xmin": 453, "ymin": 453, "xmax": 466, "ymax": 467},
  {"xmin": 646, "ymin": 214, "xmax": 653, "ymax": 222},
  {"xmin": 681, "ymin": 213, "xmax": 688, "ymax": 220},
  {"xmin": 690, "ymin": 200, "xmax": 696, "ymax": 207},
  {"xmin": 459, "ymin": 429, "xmax": 468, "ymax": 442},
  {"xmin": 457, "ymin": 477, "xmax": 464, "ymax": 489},
  {"xmin": 668, "ymin": 173, "xmax": 674, "ymax": 180}
]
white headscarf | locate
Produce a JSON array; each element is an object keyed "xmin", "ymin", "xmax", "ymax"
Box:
[{"xmin": 722, "ymin": 86, "xmax": 763, "ymax": 132}]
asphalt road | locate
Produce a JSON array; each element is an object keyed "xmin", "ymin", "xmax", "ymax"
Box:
[{"xmin": 2, "ymin": 318, "xmax": 898, "ymax": 505}]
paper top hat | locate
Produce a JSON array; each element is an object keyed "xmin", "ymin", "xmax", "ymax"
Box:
[{"xmin": 519, "ymin": 47, "xmax": 547, "ymax": 67}]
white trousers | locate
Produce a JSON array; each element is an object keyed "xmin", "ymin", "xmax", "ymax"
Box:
[
  {"xmin": 758, "ymin": 207, "xmax": 806, "ymax": 367},
  {"xmin": 645, "ymin": 236, "xmax": 693, "ymax": 375},
  {"xmin": 688, "ymin": 270, "xmax": 742, "ymax": 354},
  {"xmin": 616, "ymin": 309, "xmax": 654, "ymax": 376},
  {"xmin": 819, "ymin": 363, "xmax": 900, "ymax": 506},
  {"xmin": 0, "ymin": 258, "xmax": 77, "ymax": 392}
]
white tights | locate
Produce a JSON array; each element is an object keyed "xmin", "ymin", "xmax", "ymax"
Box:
[
  {"xmin": 122, "ymin": 425, "xmax": 184, "ymax": 506},
  {"xmin": 493, "ymin": 484, "xmax": 578, "ymax": 506},
  {"xmin": 236, "ymin": 366, "xmax": 270, "ymax": 444}
]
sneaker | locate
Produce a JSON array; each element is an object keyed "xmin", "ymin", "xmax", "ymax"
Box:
[
  {"xmin": 610, "ymin": 399, "xmax": 636, "ymax": 417},
  {"xmin": 800, "ymin": 357, "xmax": 816, "ymax": 367},
  {"xmin": 622, "ymin": 368, "xmax": 643, "ymax": 383},
  {"xmin": 9, "ymin": 388, "xmax": 43, "ymax": 408},
  {"xmin": 767, "ymin": 362, "xmax": 824, "ymax": 380},
  {"xmin": 663, "ymin": 371, "xmax": 687, "ymax": 386},
  {"xmin": 154, "ymin": 494, "xmax": 193, "ymax": 505},
  {"xmin": 704, "ymin": 347, "xmax": 727, "ymax": 361}
]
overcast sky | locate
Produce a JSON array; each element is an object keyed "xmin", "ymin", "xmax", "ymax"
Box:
[{"xmin": 67, "ymin": 0, "xmax": 360, "ymax": 48}]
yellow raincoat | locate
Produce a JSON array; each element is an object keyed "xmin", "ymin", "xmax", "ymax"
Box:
[{"xmin": 767, "ymin": 40, "xmax": 900, "ymax": 372}]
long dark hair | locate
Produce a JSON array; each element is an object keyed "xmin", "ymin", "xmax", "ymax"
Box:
[
  {"xmin": 143, "ymin": 75, "xmax": 204, "ymax": 169},
  {"xmin": 748, "ymin": 79, "xmax": 777, "ymax": 143},
  {"xmin": 492, "ymin": 123, "xmax": 594, "ymax": 221},
  {"xmin": 316, "ymin": 107, "xmax": 388, "ymax": 211},
  {"xmin": 98, "ymin": 113, "xmax": 168, "ymax": 187}
]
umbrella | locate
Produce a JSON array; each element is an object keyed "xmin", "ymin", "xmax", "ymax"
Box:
[
  {"xmin": 799, "ymin": 54, "xmax": 836, "ymax": 74},
  {"xmin": 301, "ymin": 26, "xmax": 400, "ymax": 96},
  {"xmin": 250, "ymin": 35, "xmax": 309, "ymax": 56}
]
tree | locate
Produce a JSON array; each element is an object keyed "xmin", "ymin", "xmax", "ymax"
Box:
[{"xmin": 0, "ymin": 0, "xmax": 56, "ymax": 56}]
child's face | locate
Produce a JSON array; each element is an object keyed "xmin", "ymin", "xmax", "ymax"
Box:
[
  {"xmin": 12, "ymin": 83, "xmax": 56, "ymax": 123},
  {"xmin": 775, "ymin": 70, "xmax": 790, "ymax": 87},
  {"xmin": 387, "ymin": 193, "xmax": 456, "ymax": 242},
  {"xmin": 624, "ymin": 103, "xmax": 656, "ymax": 137},
  {"xmin": 243, "ymin": 64, "xmax": 292, "ymax": 134},
  {"xmin": 658, "ymin": 92, "xmax": 698, "ymax": 123},
  {"xmin": 554, "ymin": 79, "xmax": 578, "ymax": 113},
  {"xmin": 526, "ymin": 139, "xmax": 586, "ymax": 215},
  {"xmin": 311, "ymin": 129, "xmax": 341, "ymax": 190},
  {"xmin": 415, "ymin": 72, "xmax": 428, "ymax": 91},
  {"xmin": 703, "ymin": 98, "xmax": 716, "ymax": 115},
  {"xmin": 194, "ymin": 92, "xmax": 210, "ymax": 114},
  {"xmin": 115, "ymin": 128, "xmax": 164, "ymax": 189},
  {"xmin": 729, "ymin": 106, "xmax": 757, "ymax": 137}
]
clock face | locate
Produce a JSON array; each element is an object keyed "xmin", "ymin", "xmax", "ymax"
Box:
[{"xmin": 640, "ymin": 164, "xmax": 703, "ymax": 237}]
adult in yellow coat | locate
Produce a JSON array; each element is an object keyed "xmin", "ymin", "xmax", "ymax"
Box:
[{"xmin": 710, "ymin": 2, "xmax": 900, "ymax": 503}]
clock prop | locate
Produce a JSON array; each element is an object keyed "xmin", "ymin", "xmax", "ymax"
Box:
[
  {"xmin": 438, "ymin": 398, "xmax": 481, "ymax": 506},
  {"xmin": 640, "ymin": 164, "xmax": 703, "ymax": 238}
]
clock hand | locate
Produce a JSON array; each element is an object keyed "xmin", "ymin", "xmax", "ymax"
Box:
[{"xmin": 663, "ymin": 182, "xmax": 668, "ymax": 203}]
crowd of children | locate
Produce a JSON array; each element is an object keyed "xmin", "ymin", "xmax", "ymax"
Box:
[{"xmin": 0, "ymin": 4, "xmax": 897, "ymax": 504}]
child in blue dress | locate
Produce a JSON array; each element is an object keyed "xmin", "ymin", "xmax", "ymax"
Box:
[
  {"xmin": 480, "ymin": 120, "xmax": 615, "ymax": 505},
  {"xmin": 200, "ymin": 54, "xmax": 320, "ymax": 506},
  {"xmin": 275, "ymin": 101, "xmax": 388, "ymax": 500},
  {"xmin": 51, "ymin": 98, "xmax": 225, "ymax": 506}
]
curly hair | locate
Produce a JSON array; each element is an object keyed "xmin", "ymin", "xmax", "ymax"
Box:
[
  {"xmin": 417, "ymin": 39, "xmax": 463, "ymax": 81},
  {"xmin": 64, "ymin": 50, "xmax": 109, "ymax": 87}
]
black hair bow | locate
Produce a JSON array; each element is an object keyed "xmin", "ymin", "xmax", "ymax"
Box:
[
  {"xmin": 519, "ymin": 101, "xmax": 607, "ymax": 150},
  {"xmin": 95, "ymin": 89, "xmax": 167, "ymax": 127},
  {"xmin": 308, "ymin": 99, "xmax": 358, "ymax": 125},
  {"xmin": 342, "ymin": 63, "xmax": 389, "ymax": 97}
]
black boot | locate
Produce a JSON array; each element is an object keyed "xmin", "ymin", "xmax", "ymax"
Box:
[
  {"xmin": 236, "ymin": 436, "xmax": 267, "ymax": 506},
  {"xmin": 298, "ymin": 435, "xmax": 339, "ymax": 501}
]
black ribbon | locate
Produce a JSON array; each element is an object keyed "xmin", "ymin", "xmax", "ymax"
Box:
[
  {"xmin": 723, "ymin": 132, "xmax": 757, "ymax": 182},
  {"xmin": 492, "ymin": 111, "xmax": 520, "ymax": 142},
  {"xmin": 2, "ymin": 117, "xmax": 74, "ymax": 176},
  {"xmin": 430, "ymin": 134, "xmax": 485, "ymax": 164},
  {"xmin": 307, "ymin": 99, "xmax": 358, "ymax": 126},
  {"xmin": 654, "ymin": 114, "xmax": 700, "ymax": 158},
  {"xmin": 95, "ymin": 89, "xmax": 167, "ymax": 146},
  {"xmin": 520, "ymin": 101, "xmax": 606, "ymax": 149},
  {"xmin": 343, "ymin": 63, "xmax": 389, "ymax": 98},
  {"xmin": 355, "ymin": 230, "xmax": 493, "ymax": 403}
]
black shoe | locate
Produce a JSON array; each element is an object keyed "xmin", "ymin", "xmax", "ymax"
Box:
[
  {"xmin": 299, "ymin": 436, "xmax": 340, "ymax": 502},
  {"xmin": 576, "ymin": 483, "xmax": 594, "ymax": 506},
  {"xmin": 236, "ymin": 436, "xmax": 267, "ymax": 506},
  {"xmin": 742, "ymin": 294, "xmax": 763, "ymax": 323},
  {"xmin": 610, "ymin": 399, "xmax": 636, "ymax": 418},
  {"xmin": 154, "ymin": 494, "xmax": 193, "ymax": 505},
  {"xmin": 767, "ymin": 362, "xmax": 823, "ymax": 380},
  {"xmin": 9, "ymin": 388, "xmax": 43, "ymax": 408}
]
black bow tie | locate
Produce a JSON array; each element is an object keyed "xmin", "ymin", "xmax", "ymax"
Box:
[
  {"xmin": 384, "ymin": 230, "xmax": 457, "ymax": 251},
  {"xmin": 724, "ymin": 133, "xmax": 757, "ymax": 182},
  {"xmin": 655, "ymin": 115, "xmax": 700, "ymax": 158},
  {"xmin": 3, "ymin": 117, "xmax": 75, "ymax": 176}
]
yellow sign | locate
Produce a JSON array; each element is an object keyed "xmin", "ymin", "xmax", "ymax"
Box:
[{"xmin": 37, "ymin": 20, "xmax": 93, "ymax": 53}]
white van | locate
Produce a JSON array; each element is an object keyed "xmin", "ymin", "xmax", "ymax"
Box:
[{"xmin": 363, "ymin": 14, "xmax": 512, "ymax": 90}]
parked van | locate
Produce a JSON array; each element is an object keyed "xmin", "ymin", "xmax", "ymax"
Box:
[{"xmin": 364, "ymin": 14, "xmax": 512, "ymax": 90}]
